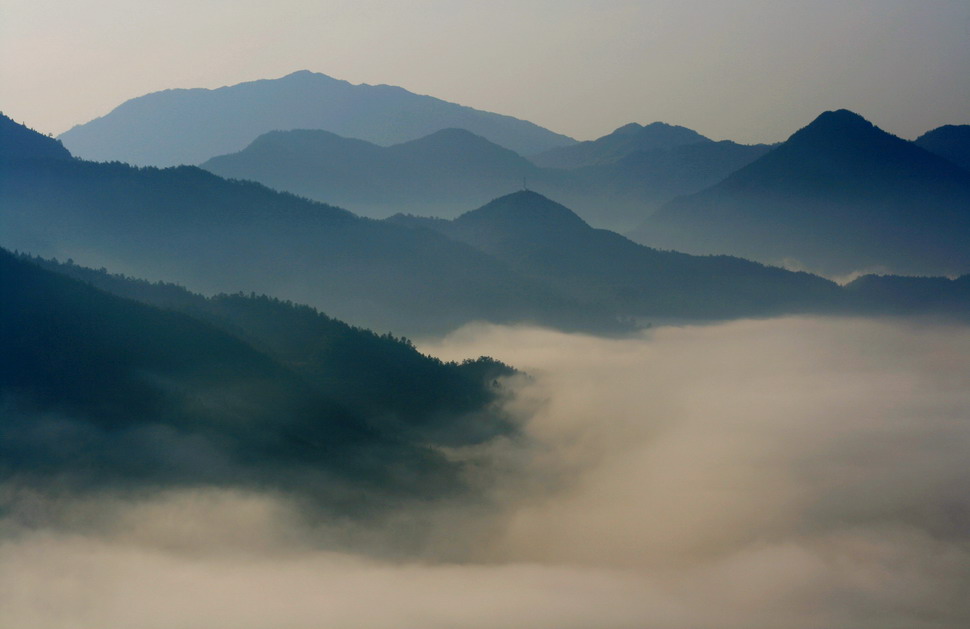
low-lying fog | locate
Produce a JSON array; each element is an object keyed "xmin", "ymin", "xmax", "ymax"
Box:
[{"xmin": 3, "ymin": 316, "xmax": 969, "ymax": 628}]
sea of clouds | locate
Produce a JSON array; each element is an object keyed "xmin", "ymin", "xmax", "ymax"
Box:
[{"xmin": 3, "ymin": 316, "xmax": 968, "ymax": 628}]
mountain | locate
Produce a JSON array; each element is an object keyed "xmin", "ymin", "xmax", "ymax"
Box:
[
  {"xmin": 630, "ymin": 110, "xmax": 970, "ymax": 276},
  {"xmin": 2, "ymin": 120, "xmax": 618, "ymax": 337},
  {"xmin": 843, "ymin": 272, "xmax": 970, "ymax": 317},
  {"xmin": 530, "ymin": 121, "xmax": 711, "ymax": 168},
  {"xmin": 57, "ymin": 70, "xmax": 576, "ymax": 166},
  {"xmin": 390, "ymin": 191, "xmax": 845, "ymax": 320},
  {"xmin": 202, "ymin": 128, "xmax": 541, "ymax": 219},
  {"xmin": 547, "ymin": 138, "xmax": 772, "ymax": 231},
  {"xmin": 0, "ymin": 113, "xmax": 73, "ymax": 162},
  {"xmin": 0, "ymin": 249, "xmax": 517, "ymax": 509},
  {"xmin": 20, "ymin": 253, "xmax": 518, "ymax": 448},
  {"xmin": 915, "ymin": 125, "xmax": 970, "ymax": 172},
  {"xmin": 203, "ymin": 124, "xmax": 768, "ymax": 229}
]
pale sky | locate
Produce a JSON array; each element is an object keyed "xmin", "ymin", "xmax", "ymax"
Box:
[{"xmin": 1, "ymin": 0, "xmax": 968, "ymax": 143}]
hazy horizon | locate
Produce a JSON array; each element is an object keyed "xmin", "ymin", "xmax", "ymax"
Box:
[{"xmin": 2, "ymin": 0, "xmax": 968, "ymax": 143}]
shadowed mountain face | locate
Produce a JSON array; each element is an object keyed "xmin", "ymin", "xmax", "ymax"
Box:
[
  {"xmin": 20, "ymin": 253, "xmax": 518, "ymax": 449},
  {"xmin": 530, "ymin": 121, "xmax": 712, "ymax": 168},
  {"xmin": 630, "ymin": 110, "xmax": 970, "ymax": 277},
  {"xmin": 203, "ymin": 123, "xmax": 768, "ymax": 230},
  {"xmin": 0, "ymin": 249, "xmax": 517, "ymax": 510},
  {"xmin": 391, "ymin": 191, "xmax": 846, "ymax": 320},
  {"xmin": 0, "ymin": 113, "xmax": 73, "ymax": 162},
  {"xmin": 915, "ymin": 125, "xmax": 970, "ymax": 172},
  {"xmin": 57, "ymin": 70, "xmax": 575, "ymax": 167}
]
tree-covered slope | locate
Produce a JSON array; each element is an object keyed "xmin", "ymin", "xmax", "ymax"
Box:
[{"xmin": 1, "ymin": 249, "xmax": 518, "ymax": 510}]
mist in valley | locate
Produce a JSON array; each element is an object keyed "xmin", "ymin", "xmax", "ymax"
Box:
[{"xmin": 4, "ymin": 316, "xmax": 968, "ymax": 628}]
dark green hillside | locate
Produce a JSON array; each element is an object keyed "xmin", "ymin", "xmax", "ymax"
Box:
[
  {"xmin": 1, "ymin": 250, "xmax": 518, "ymax": 509},
  {"xmin": 23, "ymin": 254, "xmax": 518, "ymax": 446}
]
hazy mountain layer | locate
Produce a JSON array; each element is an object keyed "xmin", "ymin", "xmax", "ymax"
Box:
[
  {"xmin": 391, "ymin": 191, "xmax": 845, "ymax": 319},
  {"xmin": 550, "ymin": 139, "xmax": 771, "ymax": 230},
  {"xmin": 2, "ymin": 120, "xmax": 618, "ymax": 336},
  {"xmin": 202, "ymin": 123, "xmax": 768, "ymax": 230},
  {"xmin": 57, "ymin": 70, "xmax": 576, "ymax": 166},
  {"xmin": 529, "ymin": 121, "xmax": 712, "ymax": 168},
  {"xmin": 202, "ymin": 128, "xmax": 542, "ymax": 219},
  {"xmin": 631, "ymin": 110, "xmax": 970, "ymax": 276}
]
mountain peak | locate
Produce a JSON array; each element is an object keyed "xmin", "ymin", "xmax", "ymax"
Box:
[
  {"xmin": 455, "ymin": 191, "xmax": 590, "ymax": 234},
  {"xmin": 787, "ymin": 109, "xmax": 880, "ymax": 145},
  {"xmin": 608, "ymin": 121, "xmax": 709, "ymax": 146},
  {"xmin": 612, "ymin": 123, "xmax": 644, "ymax": 135},
  {"xmin": 0, "ymin": 113, "xmax": 73, "ymax": 162},
  {"xmin": 279, "ymin": 69, "xmax": 337, "ymax": 82}
]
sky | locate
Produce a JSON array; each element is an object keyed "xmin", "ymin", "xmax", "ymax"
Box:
[{"xmin": 2, "ymin": 0, "xmax": 968, "ymax": 143}]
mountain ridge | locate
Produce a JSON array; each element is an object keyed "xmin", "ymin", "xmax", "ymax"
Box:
[
  {"xmin": 631, "ymin": 109, "xmax": 970, "ymax": 276},
  {"xmin": 58, "ymin": 70, "xmax": 576, "ymax": 166}
]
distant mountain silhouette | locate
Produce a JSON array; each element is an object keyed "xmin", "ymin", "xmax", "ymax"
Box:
[
  {"xmin": 1, "ymin": 249, "xmax": 515, "ymax": 508},
  {"xmin": 631, "ymin": 110, "xmax": 970, "ymax": 276},
  {"xmin": 203, "ymin": 128, "xmax": 541, "ymax": 218},
  {"xmin": 57, "ymin": 70, "xmax": 576, "ymax": 166},
  {"xmin": 10, "ymin": 118, "xmax": 967, "ymax": 336},
  {"xmin": 550, "ymin": 138, "xmax": 771, "ymax": 230},
  {"xmin": 203, "ymin": 123, "xmax": 768, "ymax": 229},
  {"xmin": 2, "ymin": 120, "xmax": 617, "ymax": 337},
  {"xmin": 0, "ymin": 113, "xmax": 72, "ymax": 162},
  {"xmin": 531, "ymin": 121, "xmax": 711, "ymax": 168},
  {"xmin": 391, "ymin": 191, "xmax": 845, "ymax": 319},
  {"xmin": 915, "ymin": 125, "xmax": 970, "ymax": 172}
]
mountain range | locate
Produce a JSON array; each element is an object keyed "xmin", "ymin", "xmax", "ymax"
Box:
[
  {"xmin": 631, "ymin": 110, "xmax": 970, "ymax": 277},
  {"xmin": 57, "ymin": 70, "xmax": 576, "ymax": 167},
  {"xmin": 530, "ymin": 121, "xmax": 716, "ymax": 168},
  {"xmin": 202, "ymin": 121, "xmax": 771, "ymax": 229},
  {"xmin": 390, "ymin": 191, "xmax": 843, "ymax": 319},
  {"xmin": 5, "ymin": 111, "xmax": 969, "ymax": 342},
  {"xmin": 202, "ymin": 127, "xmax": 542, "ymax": 219}
]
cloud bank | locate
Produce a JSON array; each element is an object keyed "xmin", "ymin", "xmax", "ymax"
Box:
[{"xmin": 3, "ymin": 316, "xmax": 969, "ymax": 628}]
